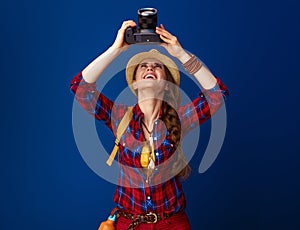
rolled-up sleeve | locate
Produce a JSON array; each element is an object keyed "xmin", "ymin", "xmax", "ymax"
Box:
[
  {"xmin": 178, "ymin": 77, "xmax": 229, "ymax": 135},
  {"xmin": 70, "ymin": 72, "xmax": 115, "ymax": 131}
]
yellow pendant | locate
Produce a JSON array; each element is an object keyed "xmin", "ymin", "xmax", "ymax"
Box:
[{"xmin": 140, "ymin": 144, "xmax": 151, "ymax": 168}]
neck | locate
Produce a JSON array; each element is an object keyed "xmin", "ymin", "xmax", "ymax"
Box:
[{"xmin": 138, "ymin": 97, "xmax": 162, "ymax": 128}]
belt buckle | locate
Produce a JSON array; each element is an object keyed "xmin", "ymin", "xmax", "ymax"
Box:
[{"xmin": 146, "ymin": 212, "xmax": 158, "ymax": 223}]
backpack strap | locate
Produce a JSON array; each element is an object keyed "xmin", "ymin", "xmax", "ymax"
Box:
[{"xmin": 106, "ymin": 106, "xmax": 133, "ymax": 166}]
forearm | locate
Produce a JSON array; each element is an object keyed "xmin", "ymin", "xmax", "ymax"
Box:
[
  {"xmin": 82, "ymin": 46, "xmax": 123, "ymax": 83},
  {"xmin": 177, "ymin": 50, "xmax": 217, "ymax": 90}
]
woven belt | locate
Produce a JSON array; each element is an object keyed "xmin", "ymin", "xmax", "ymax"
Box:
[{"xmin": 118, "ymin": 210, "xmax": 175, "ymax": 230}]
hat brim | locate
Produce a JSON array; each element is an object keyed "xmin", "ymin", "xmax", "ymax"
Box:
[{"xmin": 126, "ymin": 49, "xmax": 180, "ymax": 96}]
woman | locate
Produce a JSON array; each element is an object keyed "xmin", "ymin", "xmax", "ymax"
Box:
[{"xmin": 70, "ymin": 20, "xmax": 229, "ymax": 230}]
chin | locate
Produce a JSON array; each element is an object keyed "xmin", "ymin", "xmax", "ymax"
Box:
[{"xmin": 135, "ymin": 79, "xmax": 167, "ymax": 94}]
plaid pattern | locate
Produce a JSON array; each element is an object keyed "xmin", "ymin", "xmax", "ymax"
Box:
[{"xmin": 70, "ymin": 72, "xmax": 229, "ymax": 214}]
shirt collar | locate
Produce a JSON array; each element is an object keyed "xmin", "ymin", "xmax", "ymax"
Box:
[{"xmin": 132, "ymin": 103, "xmax": 164, "ymax": 122}]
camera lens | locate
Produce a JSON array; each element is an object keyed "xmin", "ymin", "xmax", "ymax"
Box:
[{"xmin": 138, "ymin": 8, "xmax": 158, "ymax": 30}]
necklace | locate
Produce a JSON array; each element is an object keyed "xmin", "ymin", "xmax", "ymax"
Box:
[
  {"xmin": 141, "ymin": 120, "xmax": 153, "ymax": 136},
  {"xmin": 140, "ymin": 119, "xmax": 156, "ymax": 182}
]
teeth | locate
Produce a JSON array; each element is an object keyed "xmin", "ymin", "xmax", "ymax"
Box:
[{"xmin": 145, "ymin": 74, "xmax": 155, "ymax": 79}]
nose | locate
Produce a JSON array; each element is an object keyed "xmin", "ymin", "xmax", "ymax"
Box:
[{"xmin": 146, "ymin": 64, "xmax": 154, "ymax": 71}]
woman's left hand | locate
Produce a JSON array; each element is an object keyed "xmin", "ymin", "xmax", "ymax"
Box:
[{"xmin": 156, "ymin": 24, "xmax": 190, "ymax": 62}]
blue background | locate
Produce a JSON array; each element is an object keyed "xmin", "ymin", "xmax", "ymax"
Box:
[{"xmin": 1, "ymin": 0, "xmax": 300, "ymax": 229}]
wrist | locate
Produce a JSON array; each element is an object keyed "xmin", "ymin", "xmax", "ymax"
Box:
[
  {"xmin": 182, "ymin": 55, "xmax": 203, "ymax": 75},
  {"xmin": 177, "ymin": 50, "xmax": 191, "ymax": 63},
  {"xmin": 108, "ymin": 45, "xmax": 128, "ymax": 59}
]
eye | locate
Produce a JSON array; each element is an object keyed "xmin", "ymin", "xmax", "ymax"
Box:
[
  {"xmin": 154, "ymin": 63, "xmax": 163, "ymax": 69},
  {"xmin": 139, "ymin": 63, "xmax": 148, "ymax": 68}
]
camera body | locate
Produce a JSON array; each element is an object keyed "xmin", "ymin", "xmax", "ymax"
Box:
[
  {"xmin": 125, "ymin": 27, "xmax": 162, "ymax": 44},
  {"xmin": 125, "ymin": 8, "xmax": 162, "ymax": 44}
]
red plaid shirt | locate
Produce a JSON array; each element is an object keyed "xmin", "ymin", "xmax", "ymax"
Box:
[{"xmin": 70, "ymin": 72, "xmax": 229, "ymax": 215}]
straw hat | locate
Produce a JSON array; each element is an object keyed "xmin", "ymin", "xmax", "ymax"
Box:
[{"xmin": 126, "ymin": 49, "xmax": 180, "ymax": 95}]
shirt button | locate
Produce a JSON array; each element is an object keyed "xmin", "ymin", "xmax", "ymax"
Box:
[
  {"xmin": 147, "ymin": 196, "xmax": 151, "ymax": 200},
  {"xmin": 155, "ymin": 152, "xmax": 159, "ymax": 156}
]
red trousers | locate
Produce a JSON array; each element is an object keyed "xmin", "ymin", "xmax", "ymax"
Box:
[{"xmin": 115, "ymin": 211, "xmax": 191, "ymax": 230}]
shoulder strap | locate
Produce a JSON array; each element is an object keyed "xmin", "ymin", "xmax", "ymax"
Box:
[{"xmin": 106, "ymin": 106, "xmax": 133, "ymax": 166}]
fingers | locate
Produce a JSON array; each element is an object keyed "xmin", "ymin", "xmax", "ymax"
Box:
[
  {"xmin": 156, "ymin": 24, "xmax": 184, "ymax": 58},
  {"xmin": 159, "ymin": 24, "xmax": 166, "ymax": 30},
  {"xmin": 156, "ymin": 26, "xmax": 172, "ymax": 37},
  {"xmin": 156, "ymin": 24, "xmax": 173, "ymax": 37},
  {"xmin": 156, "ymin": 26, "xmax": 178, "ymax": 44},
  {"xmin": 117, "ymin": 20, "xmax": 136, "ymax": 40},
  {"xmin": 159, "ymin": 33, "xmax": 178, "ymax": 45},
  {"xmin": 159, "ymin": 34, "xmax": 173, "ymax": 44},
  {"xmin": 120, "ymin": 20, "xmax": 136, "ymax": 30},
  {"xmin": 112, "ymin": 20, "xmax": 136, "ymax": 49}
]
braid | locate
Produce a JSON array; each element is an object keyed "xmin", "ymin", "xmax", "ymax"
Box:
[{"xmin": 163, "ymin": 66, "xmax": 191, "ymax": 180}]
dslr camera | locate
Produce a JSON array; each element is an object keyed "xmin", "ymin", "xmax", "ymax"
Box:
[{"xmin": 125, "ymin": 8, "xmax": 162, "ymax": 44}]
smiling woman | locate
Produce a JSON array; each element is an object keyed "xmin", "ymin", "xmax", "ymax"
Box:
[
  {"xmin": 136, "ymin": 60, "xmax": 165, "ymax": 80},
  {"xmin": 133, "ymin": 59, "xmax": 166, "ymax": 89},
  {"xmin": 70, "ymin": 20, "xmax": 229, "ymax": 230},
  {"xmin": 132, "ymin": 58, "xmax": 169, "ymax": 105}
]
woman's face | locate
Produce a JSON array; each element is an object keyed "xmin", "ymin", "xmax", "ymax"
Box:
[
  {"xmin": 134, "ymin": 58, "xmax": 166, "ymax": 82},
  {"xmin": 132, "ymin": 58, "xmax": 168, "ymax": 95}
]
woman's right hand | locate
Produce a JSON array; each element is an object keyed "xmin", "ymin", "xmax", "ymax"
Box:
[{"xmin": 111, "ymin": 20, "xmax": 136, "ymax": 50}]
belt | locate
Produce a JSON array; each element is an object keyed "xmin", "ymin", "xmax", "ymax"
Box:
[{"xmin": 118, "ymin": 210, "xmax": 175, "ymax": 230}]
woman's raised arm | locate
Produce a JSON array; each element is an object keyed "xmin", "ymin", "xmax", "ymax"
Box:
[
  {"xmin": 82, "ymin": 20, "xmax": 136, "ymax": 83},
  {"xmin": 156, "ymin": 24, "xmax": 218, "ymax": 89}
]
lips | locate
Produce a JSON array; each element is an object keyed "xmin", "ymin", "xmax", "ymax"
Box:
[{"xmin": 143, "ymin": 72, "xmax": 157, "ymax": 80}]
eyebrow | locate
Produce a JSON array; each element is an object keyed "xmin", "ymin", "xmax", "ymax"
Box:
[{"xmin": 139, "ymin": 62, "xmax": 163, "ymax": 66}]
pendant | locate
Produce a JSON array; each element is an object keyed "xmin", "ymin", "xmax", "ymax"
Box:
[
  {"xmin": 141, "ymin": 135, "xmax": 156, "ymax": 183},
  {"xmin": 149, "ymin": 136, "xmax": 155, "ymax": 162},
  {"xmin": 140, "ymin": 144, "xmax": 151, "ymax": 168}
]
